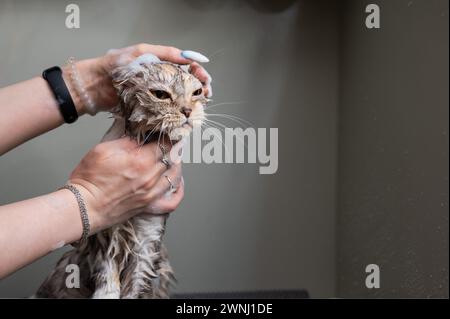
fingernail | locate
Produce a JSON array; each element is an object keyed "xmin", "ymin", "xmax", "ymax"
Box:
[
  {"xmin": 206, "ymin": 84, "xmax": 213, "ymax": 98},
  {"xmin": 202, "ymin": 68, "xmax": 212, "ymax": 84},
  {"xmin": 181, "ymin": 50, "xmax": 210, "ymax": 63}
]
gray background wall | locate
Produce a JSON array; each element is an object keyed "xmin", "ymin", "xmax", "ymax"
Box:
[
  {"xmin": 0, "ymin": 0, "xmax": 448, "ymax": 298},
  {"xmin": 338, "ymin": 0, "xmax": 449, "ymax": 298}
]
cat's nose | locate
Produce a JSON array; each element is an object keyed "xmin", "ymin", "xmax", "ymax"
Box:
[{"xmin": 181, "ymin": 107, "xmax": 192, "ymax": 118}]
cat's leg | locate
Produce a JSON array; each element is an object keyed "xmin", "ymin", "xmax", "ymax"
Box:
[
  {"xmin": 120, "ymin": 215, "xmax": 167, "ymax": 299},
  {"xmin": 154, "ymin": 244, "xmax": 175, "ymax": 298},
  {"xmin": 119, "ymin": 242, "xmax": 173, "ymax": 299},
  {"xmin": 119, "ymin": 252, "xmax": 156, "ymax": 299},
  {"xmin": 91, "ymin": 260, "xmax": 121, "ymax": 299}
]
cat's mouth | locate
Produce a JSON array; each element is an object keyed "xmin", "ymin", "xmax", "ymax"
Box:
[
  {"xmin": 137, "ymin": 115, "xmax": 203, "ymax": 143},
  {"xmin": 140, "ymin": 124, "xmax": 193, "ymax": 143}
]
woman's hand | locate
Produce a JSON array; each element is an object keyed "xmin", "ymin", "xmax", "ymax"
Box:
[
  {"xmin": 68, "ymin": 137, "xmax": 184, "ymax": 233},
  {"xmin": 0, "ymin": 137, "xmax": 184, "ymax": 277},
  {"xmin": 64, "ymin": 44, "xmax": 212, "ymax": 115}
]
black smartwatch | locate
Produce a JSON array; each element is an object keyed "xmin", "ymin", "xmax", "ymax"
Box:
[{"xmin": 42, "ymin": 66, "xmax": 78, "ymax": 123}]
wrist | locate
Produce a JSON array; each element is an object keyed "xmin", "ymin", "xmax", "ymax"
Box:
[
  {"xmin": 62, "ymin": 58, "xmax": 102, "ymax": 116},
  {"xmin": 61, "ymin": 67, "xmax": 85, "ymax": 116},
  {"xmin": 67, "ymin": 180, "xmax": 128, "ymax": 233},
  {"xmin": 64, "ymin": 181, "xmax": 104, "ymax": 235}
]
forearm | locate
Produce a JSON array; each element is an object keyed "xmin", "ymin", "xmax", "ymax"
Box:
[
  {"xmin": 0, "ymin": 61, "xmax": 98, "ymax": 155},
  {"xmin": 0, "ymin": 189, "xmax": 94, "ymax": 278}
]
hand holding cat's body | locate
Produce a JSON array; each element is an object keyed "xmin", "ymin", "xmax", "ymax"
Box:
[
  {"xmin": 69, "ymin": 137, "xmax": 184, "ymax": 233},
  {"xmin": 35, "ymin": 135, "xmax": 184, "ymax": 298}
]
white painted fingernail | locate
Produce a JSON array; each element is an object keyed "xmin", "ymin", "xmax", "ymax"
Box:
[
  {"xmin": 181, "ymin": 50, "xmax": 210, "ymax": 63},
  {"xmin": 202, "ymin": 68, "xmax": 212, "ymax": 84},
  {"xmin": 206, "ymin": 84, "xmax": 213, "ymax": 98}
]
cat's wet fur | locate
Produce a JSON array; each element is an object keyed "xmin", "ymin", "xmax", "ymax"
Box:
[{"xmin": 35, "ymin": 61, "xmax": 208, "ymax": 298}]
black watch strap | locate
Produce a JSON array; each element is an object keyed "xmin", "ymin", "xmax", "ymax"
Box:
[{"xmin": 42, "ymin": 66, "xmax": 78, "ymax": 123}]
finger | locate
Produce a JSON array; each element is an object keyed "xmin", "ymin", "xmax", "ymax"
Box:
[
  {"xmin": 132, "ymin": 44, "xmax": 192, "ymax": 65},
  {"xmin": 189, "ymin": 63, "xmax": 213, "ymax": 98},
  {"xmin": 146, "ymin": 163, "xmax": 182, "ymax": 200},
  {"xmin": 150, "ymin": 177, "xmax": 185, "ymax": 214},
  {"xmin": 204, "ymin": 84, "xmax": 213, "ymax": 98},
  {"xmin": 102, "ymin": 136, "xmax": 138, "ymax": 152},
  {"xmin": 127, "ymin": 139, "xmax": 174, "ymax": 183},
  {"xmin": 137, "ymin": 137, "xmax": 172, "ymax": 161},
  {"xmin": 189, "ymin": 62, "xmax": 212, "ymax": 85}
]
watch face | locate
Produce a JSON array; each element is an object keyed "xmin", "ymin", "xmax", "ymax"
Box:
[{"xmin": 42, "ymin": 66, "xmax": 61, "ymax": 80}]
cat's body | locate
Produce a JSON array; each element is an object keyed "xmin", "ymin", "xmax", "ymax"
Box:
[
  {"xmin": 36, "ymin": 213, "xmax": 171, "ymax": 298},
  {"xmin": 36, "ymin": 55, "xmax": 207, "ymax": 298}
]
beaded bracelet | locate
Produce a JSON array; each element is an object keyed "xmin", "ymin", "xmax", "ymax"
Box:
[
  {"xmin": 67, "ymin": 57, "xmax": 97, "ymax": 116},
  {"xmin": 59, "ymin": 184, "xmax": 91, "ymax": 243}
]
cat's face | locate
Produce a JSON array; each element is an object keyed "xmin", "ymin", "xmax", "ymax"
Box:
[{"xmin": 113, "ymin": 62, "xmax": 208, "ymax": 142}]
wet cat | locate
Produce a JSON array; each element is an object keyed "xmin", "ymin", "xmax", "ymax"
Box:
[{"xmin": 36, "ymin": 54, "xmax": 208, "ymax": 298}]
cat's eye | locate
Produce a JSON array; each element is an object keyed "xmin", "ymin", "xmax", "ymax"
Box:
[
  {"xmin": 192, "ymin": 88, "xmax": 203, "ymax": 96},
  {"xmin": 151, "ymin": 90, "xmax": 171, "ymax": 100}
]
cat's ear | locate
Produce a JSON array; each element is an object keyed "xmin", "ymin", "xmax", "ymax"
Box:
[{"xmin": 111, "ymin": 65, "xmax": 139, "ymax": 97}]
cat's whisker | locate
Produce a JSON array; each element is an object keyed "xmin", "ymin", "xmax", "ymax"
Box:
[
  {"xmin": 206, "ymin": 47, "xmax": 226, "ymax": 60},
  {"xmin": 205, "ymin": 113, "xmax": 253, "ymax": 128},
  {"xmin": 200, "ymin": 122, "xmax": 232, "ymax": 159},
  {"xmin": 168, "ymin": 134, "xmax": 174, "ymax": 148},
  {"xmin": 202, "ymin": 118, "xmax": 227, "ymax": 129},
  {"xmin": 201, "ymin": 119, "xmax": 226, "ymax": 132},
  {"xmin": 202, "ymin": 119, "xmax": 249, "ymax": 151},
  {"xmin": 205, "ymin": 101, "xmax": 246, "ymax": 110},
  {"xmin": 156, "ymin": 127, "xmax": 164, "ymax": 158},
  {"xmin": 139, "ymin": 128, "xmax": 154, "ymax": 149},
  {"xmin": 137, "ymin": 122, "xmax": 161, "ymax": 153}
]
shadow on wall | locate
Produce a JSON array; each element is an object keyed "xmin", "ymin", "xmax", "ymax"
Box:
[
  {"xmin": 254, "ymin": 0, "xmax": 339, "ymax": 298},
  {"xmin": 179, "ymin": 0, "xmax": 339, "ymax": 298}
]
